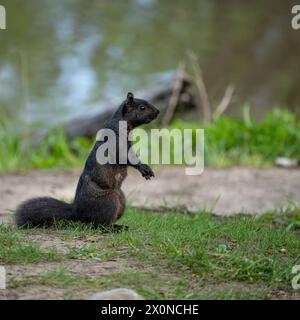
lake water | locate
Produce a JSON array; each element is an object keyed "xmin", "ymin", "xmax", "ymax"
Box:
[{"xmin": 0, "ymin": 0, "xmax": 299, "ymax": 126}]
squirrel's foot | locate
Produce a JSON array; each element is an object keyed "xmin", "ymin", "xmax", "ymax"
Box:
[
  {"xmin": 138, "ymin": 164, "xmax": 154, "ymax": 180},
  {"xmin": 112, "ymin": 224, "xmax": 129, "ymax": 233},
  {"xmin": 99, "ymin": 224, "xmax": 128, "ymax": 233}
]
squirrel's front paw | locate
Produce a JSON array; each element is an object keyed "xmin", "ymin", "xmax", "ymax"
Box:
[{"xmin": 138, "ymin": 164, "xmax": 154, "ymax": 180}]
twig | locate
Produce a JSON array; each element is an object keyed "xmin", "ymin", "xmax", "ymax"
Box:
[
  {"xmin": 162, "ymin": 61, "xmax": 186, "ymax": 126},
  {"xmin": 213, "ymin": 84, "xmax": 235, "ymax": 120},
  {"xmin": 186, "ymin": 50, "xmax": 211, "ymax": 124}
]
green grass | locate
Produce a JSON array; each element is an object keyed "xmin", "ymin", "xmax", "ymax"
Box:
[
  {"xmin": 0, "ymin": 224, "xmax": 64, "ymax": 264},
  {"xmin": 0, "ymin": 108, "xmax": 300, "ymax": 173},
  {"xmin": 0, "ymin": 118, "xmax": 91, "ymax": 173},
  {"xmin": 2, "ymin": 207, "xmax": 300, "ymax": 299},
  {"xmin": 172, "ymin": 107, "xmax": 300, "ymax": 167}
]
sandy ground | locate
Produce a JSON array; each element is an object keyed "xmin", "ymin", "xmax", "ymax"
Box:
[{"xmin": 1, "ymin": 166, "xmax": 300, "ymax": 222}]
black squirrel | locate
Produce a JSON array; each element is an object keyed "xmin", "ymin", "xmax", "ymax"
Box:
[{"xmin": 15, "ymin": 92, "xmax": 160, "ymax": 231}]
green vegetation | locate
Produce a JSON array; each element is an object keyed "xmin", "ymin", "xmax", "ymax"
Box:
[
  {"xmin": 2, "ymin": 206, "xmax": 300, "ymax": 299},
  {"xmin": 0, "ymin": 108, "xmax": 299, "ymax": 173},
  {"xmin": 0, "ymin": 224, "xmax": 64, "ymax": 264},
  {"xmin": 172, "ymin": 108, "xmax": 300, "ymax": 167},
  {"xmin": 0, "ymin": 118, "xmax": 91, "ymax": 173}
]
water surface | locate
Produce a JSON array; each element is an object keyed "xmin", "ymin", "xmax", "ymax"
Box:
[{"xmin": 0, "ymin": 0, "xmax": 299, "ymax": 126}]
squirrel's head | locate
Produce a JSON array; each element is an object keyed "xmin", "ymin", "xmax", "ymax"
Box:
[{"xmin": 121, "ymin": 92, "xmax": 160, "ymax": 128}]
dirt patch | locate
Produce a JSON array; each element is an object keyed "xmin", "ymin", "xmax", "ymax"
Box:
[
  {"xmin": 1, "ymin": 167, "xmax": 300, "ymax": 223},
  {"xmin": 0, "ymin": 226, "xmax": 130, "ymax": 300},
  {"xmin": 24, "ymin": 231, "xmax": 108, "ymax": 254},
  {"xmin": 7, "ymin": 259, "xmax": 126, "ymax": 281},
  {"xmin": 1, "ymin": 236, "xmax": 130, "ymax": 300},
  {"xmin": 0, "ymin": 285, "xmax": 69, "ymax": 300},
  {"xmin": 1, "ymin": 259, "xmax": 130, "ymax": 300}
]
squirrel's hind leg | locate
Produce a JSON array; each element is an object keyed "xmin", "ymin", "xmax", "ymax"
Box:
[
  {"xmin": 115, "ymin": 189, "xmax": 126, "ymax": 220},
  {"xmin": 112, "ymin": 190, "xmax": 128, "ymax": 232}
]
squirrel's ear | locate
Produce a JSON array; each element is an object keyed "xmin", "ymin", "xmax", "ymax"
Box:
[
  {"xmin": 123, "ymin": 92, "xmax": 134, "ymax": 116},
  {"xmin": 126, "ymin": 92, "xmax": 134, "ymax": 105}
]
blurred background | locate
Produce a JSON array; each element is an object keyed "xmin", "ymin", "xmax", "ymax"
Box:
[
  {"xmin": 0, "ymin": 0, "xmax": 299, "ymax": 126},
  {"xmin": 0, "ymin": 0, "xmax": 300, "ymax": 172}
]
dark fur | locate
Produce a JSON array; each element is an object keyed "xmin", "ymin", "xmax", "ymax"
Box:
[{"xmin": 15, "ymin": 93, "xmax": 159, "ymax": 228}]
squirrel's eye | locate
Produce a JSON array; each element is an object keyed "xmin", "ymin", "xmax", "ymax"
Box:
[{"xmin": 140, "ymin": 105, "xmax": 146, "ymax": 111}]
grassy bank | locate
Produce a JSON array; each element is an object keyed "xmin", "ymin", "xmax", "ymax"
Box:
[
  {"xmin": 0, "ymin": 109, "xmax": 300, "ymax": 173},
  {"xmin": 173, "ymin": 108, "xmax": 300, "ymax": 167},
  {"xmin": 1, "ymin": 207, "xmax": 300, "ymax": 299}
]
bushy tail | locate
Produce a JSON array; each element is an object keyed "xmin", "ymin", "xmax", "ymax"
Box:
[{"xmin": 15, "ymin": 197, "xmax": 74, "ymax": 227}]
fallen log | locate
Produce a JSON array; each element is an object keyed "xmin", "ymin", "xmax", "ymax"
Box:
[{"xmin": 32, "ymin": 73, "xmax": 191, "ymax": 145}]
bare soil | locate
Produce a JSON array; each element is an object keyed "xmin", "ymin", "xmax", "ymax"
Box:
[
  {"xmin": 1, "ymin": 166, "xmax": 299, "ymax": 222},
  {"xmin": 1, "ymin": 259, "xmax": 129, "ymax": 300}
]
